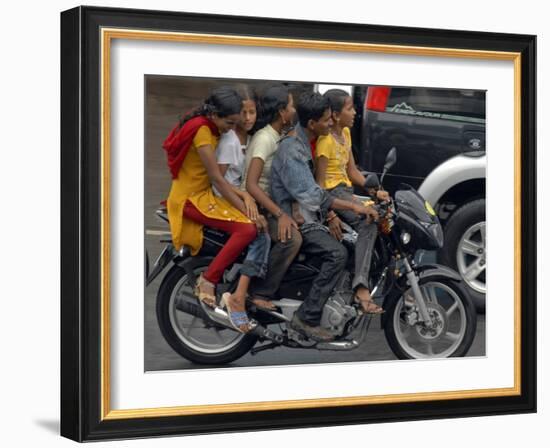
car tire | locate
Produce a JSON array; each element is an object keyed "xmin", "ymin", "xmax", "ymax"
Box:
[{"xmin": 438, "ymin": 199, "xmax": 486, "ymax": 313}]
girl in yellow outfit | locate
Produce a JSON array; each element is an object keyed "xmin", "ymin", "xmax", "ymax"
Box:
[
  {"xmin": 315, "ymin": 89, "xmax": 390, "ymax": 314},
  {"xmin": 163, "ymin": 87, "xmax": 263, "ymax": 332}
]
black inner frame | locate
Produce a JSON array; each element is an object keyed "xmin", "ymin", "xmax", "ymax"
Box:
[{"xmin": 60, "ymin": 6, "xmax": 536, "ymax": 442}]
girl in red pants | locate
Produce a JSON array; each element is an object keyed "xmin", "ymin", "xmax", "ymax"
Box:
[{"xmin": 163, "ymin": 86, "xmax": 263, "ymax": 333}]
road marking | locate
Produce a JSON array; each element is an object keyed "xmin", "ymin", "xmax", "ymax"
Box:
[{"xmin": 146, "ymin": 229, "xmax": 171, "ymax": 236}]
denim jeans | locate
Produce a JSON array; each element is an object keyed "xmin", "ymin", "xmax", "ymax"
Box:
[
  {"xmin": 296, "ymin": 229, "xmax": 348, "ymax": 326},
  {"xmin": 249, "ymin": 215, "xmax": 303, "ymax": 297},
  {"xmin": 328, "ymin": 184, "xmax": 378, "ymax": 291},
  {"xmin": 240, "ymin": 232, "xmax": 271, "ymax": 279}
]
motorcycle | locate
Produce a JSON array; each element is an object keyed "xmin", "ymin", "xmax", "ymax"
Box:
[{"xmin": 146, "ymin": 147, "xmax": 477, "ymax": 364}]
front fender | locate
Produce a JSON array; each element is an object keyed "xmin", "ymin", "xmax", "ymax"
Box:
[{"xmin": 415, "ymin": 263, "xmax": 463, "ymax": 282}]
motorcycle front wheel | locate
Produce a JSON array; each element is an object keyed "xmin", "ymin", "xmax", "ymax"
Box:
[
  {"xmin": 384, "ymin": 276, "xmax": 477, "ymax": 359},
  {"xmin": 156, "ymin": 263, "xmax": 258, "ymax": 365}
]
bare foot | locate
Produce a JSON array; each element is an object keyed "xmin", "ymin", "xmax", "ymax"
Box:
[{"xmin": 249, "ymin": 296, "xmax": 277, "ymax": 310}]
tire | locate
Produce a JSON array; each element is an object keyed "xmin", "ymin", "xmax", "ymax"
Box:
[
  {"xmin": 156, "ymin": 263, "xmax": 258, "ymax": 365},
  {"xmin": 384, "ymin": 276, "xmax": 477, "ymax": 359},
  {"xmin": 439, "ymin": 199, "xmax": 486, "ymax": 312}
]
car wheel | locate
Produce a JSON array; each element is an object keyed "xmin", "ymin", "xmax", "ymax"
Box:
[{"xmin": 438, "ymin": 199, "xmax": 486, "ymax": 313}]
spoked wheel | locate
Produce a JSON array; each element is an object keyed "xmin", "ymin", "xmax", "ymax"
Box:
[
  {"xmin": 156, "ymin": 264, "xmax": 257, "ymax": 365},
  {"xmin": 385, "ymin": 277, "xmax": 477, "ymax": 359}
]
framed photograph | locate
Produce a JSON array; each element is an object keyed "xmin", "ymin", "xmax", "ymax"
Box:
[{"xmin": 60, "ymin": 6, "xmax": 536, "ymax": 442}]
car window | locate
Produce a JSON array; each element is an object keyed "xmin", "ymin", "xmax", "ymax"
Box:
[{"xmin": 386, "ymin": 88, "xmax": 486, "ymax": 123}]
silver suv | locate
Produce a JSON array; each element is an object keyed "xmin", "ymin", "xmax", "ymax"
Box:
[{"xmin": 418, "ymin": 152, "xmax": 486, "ymax": 311}]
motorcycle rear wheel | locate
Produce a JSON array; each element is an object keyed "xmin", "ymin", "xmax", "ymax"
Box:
[
  {"xmin": 384, "ymin": 276, "xmax": 477, "ymax": 359},
  {"xmin": 156, "ymin": 263, "xmax": 258, "ymax": 365}
]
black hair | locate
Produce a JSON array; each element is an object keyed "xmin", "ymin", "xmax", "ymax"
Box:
[
  {"xmin": 179, "ymin": 86, "xmax": 242, "ymax": 128},
  {"xmin": 323, "ymin": 89, "xmax": 350, "ymax": 114},
  {"xmin": 255, "ymin": 84, "xmax": 291, "ymax": 130},
  {"xmin": 296, "ymin": 91, "xmax": 330, "ymax": 128},
  {"xmin": 234, "ymin": 84, "xmax": 258, "ymax": 104}
]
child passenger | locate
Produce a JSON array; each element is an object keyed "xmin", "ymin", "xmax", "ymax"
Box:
[
  {"xmin": 315, "ymin": 89, "xmax": 390, "ymax": 314},
  {"xmin": 241, "ymin": 85, "xmax": 302, "ymax": 308},
  {"xmin": 212, "ymin": 85, "xmax": 272, "ymax": 312}
]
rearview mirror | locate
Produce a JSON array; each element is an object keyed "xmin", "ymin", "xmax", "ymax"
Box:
[
  {"xmin": 381, "ymin": 147, "xmax": 397, "ymax": 184},
  {"xmin": 383, "ymin": 147, "xmax": 397, "ymax": 172}
]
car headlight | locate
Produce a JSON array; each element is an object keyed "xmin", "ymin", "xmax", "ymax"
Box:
[{"xmin": 401, "ymin": 231, "xmax": 411, "ymax": 245}]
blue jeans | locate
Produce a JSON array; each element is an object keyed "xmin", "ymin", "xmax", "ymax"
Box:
[{"xmin": 240, "ymin": 232, "xmax": 271, "ymax": 279}]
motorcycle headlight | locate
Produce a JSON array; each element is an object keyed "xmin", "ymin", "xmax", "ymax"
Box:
[{"xmin": 401, "ymin": 231, "xmax": 411, "ymax": 245}]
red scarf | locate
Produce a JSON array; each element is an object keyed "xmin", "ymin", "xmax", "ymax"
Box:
[
  {"xmin": 162, "ymin": 116, "xmax": 219, "ymax": 179},
  {"xmin": 310, "ymin": 137, "xmax": 317, "ymax": 159}
]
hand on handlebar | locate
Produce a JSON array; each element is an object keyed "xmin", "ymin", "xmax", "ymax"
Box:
[
  {"xmin": 376, "ymin": 190, "xmax": 391, "ymax": 202},
  {"xmin": 352, "ymin": 203, "xmax": 379, "ymax": 222}
]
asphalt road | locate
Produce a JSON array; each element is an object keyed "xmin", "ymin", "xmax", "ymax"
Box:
[
  {"xmin": 144, "ymin": 235, "xmax": 486, "ymax": 371},
  {"xmin": 144, "ymin": 76, "xmax": 486, "ymax": 372}
]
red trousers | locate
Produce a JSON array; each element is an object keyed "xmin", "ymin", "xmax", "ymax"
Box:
[{"xmin": 183, "ymin": 201, "xmax": 257, "ymax": 284}]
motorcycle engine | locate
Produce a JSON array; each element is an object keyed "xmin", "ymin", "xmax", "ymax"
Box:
[{"xmin": 319, "ymin": 293, "xmax": 358, "ymax": 336}]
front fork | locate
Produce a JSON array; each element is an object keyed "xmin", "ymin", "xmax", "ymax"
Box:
[{"xmin": 402, "ymin": 257, "xmax": 433, "ymax": 327}]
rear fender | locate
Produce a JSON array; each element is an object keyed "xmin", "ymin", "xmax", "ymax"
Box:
[
  {"xmin": 145, "ymin": 244, "xmax": 179, "ymax": 286},
  {"xmin": 174, "ymin": 255, "xmax": 214, "ymax": 287}
]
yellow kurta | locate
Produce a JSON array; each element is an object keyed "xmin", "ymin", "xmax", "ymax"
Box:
[
  {"xmin": 315, "ymin": 127, "xmax": 353, "ymax": 189},
  {"xmin": 167, "ymin": 125, "xmax": 251, "ymax": 254}
]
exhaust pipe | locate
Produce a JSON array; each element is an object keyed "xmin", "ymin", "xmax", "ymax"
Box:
[
  {"xmin": 176, "ymin": 298, "xmax": 284, "ymax": 343},
  {"xmin": 174, "ymin": 299, "xmax": 232, "ymax": 329},
  {"xmin": 316, "ymin": 340, "xmax": 360, "ymax": 351}
]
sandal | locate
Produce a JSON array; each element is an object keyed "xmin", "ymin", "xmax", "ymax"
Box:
[
  {"xmin": 248, "ymin": 297, "xmax": 277, "ymax": 311},
  {"xmin": 221, "ymin": 292, "xmax": 256, "ymax": 333},
  {"xmin": 194, "ymin": 273, "xmax": 217, "ymax": 308},
  {"xmin": 354, "ymin": 295, "xmax": 385, "ymax": 315},
  {"xmin": 360, "ymin": 300, "xmax": 385, "ymax": 315}
]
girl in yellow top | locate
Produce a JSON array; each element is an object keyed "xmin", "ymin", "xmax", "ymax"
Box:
[
  {"xmin": 315, "ymin": 89, "xmax": 390, "ymax": 314},
  {"xmin": 163, "ymin": 87, "xmax": 263, "ymax": 332}
]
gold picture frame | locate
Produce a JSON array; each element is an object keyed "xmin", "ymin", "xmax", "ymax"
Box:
[{"xmin": 61, "ymin": 5, "xmax": 536, "ymax": 441}]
